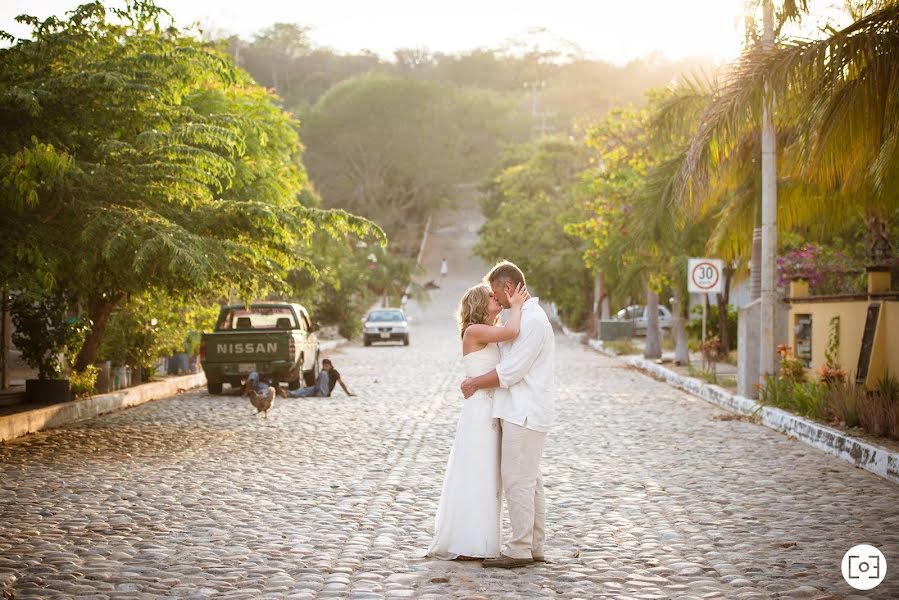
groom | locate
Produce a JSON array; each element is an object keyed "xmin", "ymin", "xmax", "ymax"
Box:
[{"xmin": 461, "ymin": 260, "xmax": 555, "ymax": 568}]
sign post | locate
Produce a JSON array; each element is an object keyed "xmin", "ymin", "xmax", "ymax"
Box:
[{"xmin": 688, "ymin": 258, "xmax": 725, "ymax": 345}]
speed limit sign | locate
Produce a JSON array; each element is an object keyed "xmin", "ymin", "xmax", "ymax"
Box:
[{"xmin": 688, "ymin": 258, "xmax": 724, "ymax": 294}]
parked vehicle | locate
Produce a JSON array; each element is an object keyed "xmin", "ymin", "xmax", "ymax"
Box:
[
  {"xmin": 200, "ymin": 302, "xmax": 320, "ymax": 395},
  {"xmin": 613, "ymin": 304, "xmax": 673, "ymax": 335},
  {"xmin": 362, "ymin": 308, "xmax": 410, "ymax": 346}
]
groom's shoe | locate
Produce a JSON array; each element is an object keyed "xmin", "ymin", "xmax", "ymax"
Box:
[{"xmin": 482, "ymin": 554, "xmax": 534, "ymax": 569}]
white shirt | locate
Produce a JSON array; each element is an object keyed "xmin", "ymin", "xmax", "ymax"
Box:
[{"xmin": 492, "ymin": 297, "xmax": 555, "ymax": 432}]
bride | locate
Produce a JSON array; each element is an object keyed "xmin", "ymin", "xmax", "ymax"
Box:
[{"xmin": 426, "ymin": 281, "xmax": 529, "ymax": 560}]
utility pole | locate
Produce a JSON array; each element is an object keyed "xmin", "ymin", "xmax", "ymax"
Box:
[
  {"xmin": 525, "ymin": 80, "xmax": 553, "ymax": 138},
  {"xmin": 759, "ymin": 0, "xmax": 778, "ymax": 383}
]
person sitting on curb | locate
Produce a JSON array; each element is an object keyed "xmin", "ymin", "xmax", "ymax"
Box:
[{"xmin": 285, "ymin": 358, "xmax": 355, "ymax": 398}]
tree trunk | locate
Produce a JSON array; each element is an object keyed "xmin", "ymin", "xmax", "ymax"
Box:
[
  {"xmin": 599, "ymin": 271, "xmax": 610, "ymax": 320},
  {"xmin": 717, "ymin": 265, "xmax": 734, "ymax": 353},
  {"xmin": 589, "ymin": 272, "xmax": 600, "ymax": 338},
  {"xmin": 672, "ymin": 287, "xmax": 690, "ymax": 365},
  {"xmin": 1, "ymin": 288, "xmax": 8, "ymax": 389},
  {"xmin": 643, "ymin": 281, "xmax": 662, "ymax": 360},
  {"xmin": 74, "ymin": 295, "xmax": 120, "ymax": 371}
]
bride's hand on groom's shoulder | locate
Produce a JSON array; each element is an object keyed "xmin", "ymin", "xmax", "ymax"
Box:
[
  {"xmin": 461, "ymin": 378, "xmax": 477, "ymax": 399},
  {"xmin": 509, "ymin": 282, "xmax": 530, "ymax": 309}
]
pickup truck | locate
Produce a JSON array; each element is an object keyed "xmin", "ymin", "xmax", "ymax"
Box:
[{"xmin": 200, "ymin": 302, "xmax": 320, "ymax": 395}]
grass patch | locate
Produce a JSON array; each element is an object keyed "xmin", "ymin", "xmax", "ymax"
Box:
[
  {"xmin": 661, "ymin": 334, "xmax": 676, "ymax": 352},
  {"xmin": 688, "ymin": 365, "xmax": 718, "ymax": 385},
  {"xmin": 605, "ymin": 339, "xmax": 639, "ymax": 356}
]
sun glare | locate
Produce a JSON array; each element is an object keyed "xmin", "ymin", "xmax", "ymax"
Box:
[{"xmin": 3, "ymin": 0, "xmax": 750, "ymax": 64}]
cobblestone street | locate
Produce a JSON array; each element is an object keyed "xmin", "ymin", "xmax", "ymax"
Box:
[{"xmin": 2, "ymin": 195, "xmax": 898, "ymax": 599}]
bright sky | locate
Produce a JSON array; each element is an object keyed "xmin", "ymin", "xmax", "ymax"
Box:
[{"xmin": 2, "ymin": 0, "xmax": 751, "ymax": 65}]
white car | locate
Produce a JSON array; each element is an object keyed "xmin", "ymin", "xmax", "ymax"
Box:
[
  {"xmin": 363, "ymin": 308, "xmax": 410, "ymax": 346},
  {"xmin": 614, "ymin": 304, "xmax": 673, "ymax": 335}
]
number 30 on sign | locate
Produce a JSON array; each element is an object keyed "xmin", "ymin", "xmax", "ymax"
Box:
[{"xmin": 688, "ymin": 258, "xmax": 724, "ymax": 294}]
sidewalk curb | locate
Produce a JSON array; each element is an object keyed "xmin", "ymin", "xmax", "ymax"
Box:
[
  {"xmin": 0, "ymin": 373, "xmax": 206, "ymax": 443},
  {"xmin": 563, "ymin": 327, "xmax": 899, "ymax": 486},
  {"xmin": 627, "ymin": 355, "xmax": 899, "ymax": 486}
]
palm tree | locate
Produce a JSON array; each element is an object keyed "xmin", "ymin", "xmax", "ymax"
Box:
[{"xmin": 678, "ymin": 0, "xmax": 899, "ymax": 256}]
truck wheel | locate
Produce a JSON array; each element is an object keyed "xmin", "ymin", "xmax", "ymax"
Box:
[
  {"xmin": 403, "ymin": 335, "xmax": 410, "ymax": 346},
  {"xmin": 288, "ymin": 377, "xmax": 301, "ymax": 390},
  {"xmin": 207, "ymin": 380, "xmax": 223, "ymax": 395},
  {"xmin": 364, "ymin": 338, "xmax": 372, "ymax": 347},
  {"xmin": 304, "ymin": 352, "xmax": 320, "ymax": 387}
]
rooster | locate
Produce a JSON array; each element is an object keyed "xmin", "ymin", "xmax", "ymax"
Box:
[{"xmin": 247, "ymin": 386, "xmax": 276, "ymax": 418}]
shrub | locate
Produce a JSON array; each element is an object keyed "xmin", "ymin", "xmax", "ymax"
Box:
[
  {"xmin": 856, "ymin": 374, "xmax": 899, "ymax": 438},
  {"xmin": 791, "ymin": 381, "xmax": 825, "ymax": 420},
  {"xmin": 777, "ymin": 243, "xmax": 865, "ymax": 295},
  {"xmin": 10, "ymin": 290, "xmax": 88, "ymax": 379},
  {"xmin": 821, "ymin": 382, "xmax": 861, "ymax": 428},
  {"xmin": 70, "ymin": 366, "xmax": 99, "ymax": 398},
  {"xmin": 686, "ymin": 304, "xmax": 738, "ymax": 344},
  {"xmin": 776, "ymin": 344, "xmax": 807, "ymax": 382},
  {"xmin": 605, "ymin": 340, "xmax": 639, "ymax": 356},
  {"xmin": 760, "ymin": 375, "xmax": 794, "ymax": 409}
]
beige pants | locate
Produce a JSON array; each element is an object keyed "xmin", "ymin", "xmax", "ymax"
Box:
[{"xmin": 499, "ymin": 419, "xmax": 546, "ymax": 559}]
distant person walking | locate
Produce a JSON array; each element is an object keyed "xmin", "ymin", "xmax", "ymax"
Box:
[{"xmin": 441, "ymin": 258, "xmax": 449, "ymax": 278}]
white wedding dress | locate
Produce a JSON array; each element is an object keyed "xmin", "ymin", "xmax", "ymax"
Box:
[{"xmin": 426, "ymin": 343, "xmax": 503, "ymax": 559}]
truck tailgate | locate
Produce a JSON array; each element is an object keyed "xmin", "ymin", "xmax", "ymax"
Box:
[{"xmin": 203, "ymin": 332, "xmax": 293, "ymax": 365}]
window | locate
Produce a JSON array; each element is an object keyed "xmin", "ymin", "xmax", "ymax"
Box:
[
  {"xmin": 368, "ymin": 310, "xmax": 404, "ymax": 322},
  {"xmin": 794, "ymin": 314, "xmax": 812, "ymax": 368},
  {"xmin": 218, "ymin": 306, "xmax": 298, "ymax": 330}
]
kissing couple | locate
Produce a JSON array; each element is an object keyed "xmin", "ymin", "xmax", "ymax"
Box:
[{"xmin": 427, "ymin": 260, "xmax": 555, "ymax": 568}]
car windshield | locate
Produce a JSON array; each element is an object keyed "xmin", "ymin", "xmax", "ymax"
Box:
[
  {"xmin": 368, "ymin": 310, "xmax": 404, "ymax": 322},
  {"xmin": 218, "ymin": 306, "xmax": 298, "ymax": 330}
]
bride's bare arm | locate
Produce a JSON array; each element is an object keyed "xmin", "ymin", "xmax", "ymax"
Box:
[{"xmin": 463, "ymin": 283, "xmax": 529, "ymax": 345}]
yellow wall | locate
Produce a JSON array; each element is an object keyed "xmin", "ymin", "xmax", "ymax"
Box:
[
  {"xmin": 885, "ymin": 303, "xmax": 899, "ymax": 379},
  {"xmin": 788, "ymin": 300, "xmax": 899, "ymax": 385}
]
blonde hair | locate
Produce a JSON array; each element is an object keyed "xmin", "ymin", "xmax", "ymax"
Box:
[{"xmin": 457, "ymin": 284, "xmax": 498, "ymax": 339}]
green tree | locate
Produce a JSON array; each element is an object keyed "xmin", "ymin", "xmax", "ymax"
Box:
[
  {"xmin": 0, "ymin": 1, "xmax": 379, "ymax": 370},
  {"xmin": 570, "ymin": 92, "xmax": 717, "ymax": 362},
  {"xmin": 301, "ymin": 73, "xmax": 515, "ymax": 254},
  {"xmin": 476, "ymin": 138, "xmax": 593, "ymax": 328}
]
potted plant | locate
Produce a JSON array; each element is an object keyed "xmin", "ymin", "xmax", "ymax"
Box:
[
  {"xmin": 100, "ymin": 303, "xmax": 160, "ymax": 388},
  {"xmin": 11, "ymin": 290, "xmax": 88, "ymax": 403}
]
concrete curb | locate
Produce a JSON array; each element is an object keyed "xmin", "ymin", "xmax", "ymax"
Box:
[
  {"xmin": 624, "ymin": 355, "xmax": 899, "ymax": 486},
  {"xmin": 562, "ymin": 326, "xmax": 899, "ymax": 485},
  {"xmin": 0, "ymin": 373, "xmax": 207, "ymax": 443}
]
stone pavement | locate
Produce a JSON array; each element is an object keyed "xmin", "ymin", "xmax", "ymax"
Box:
[{"xmin": 1, "ymin": 193, "xmax": 898, "ymax": 599}]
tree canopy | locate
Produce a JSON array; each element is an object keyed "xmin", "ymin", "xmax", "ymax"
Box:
[{"xmin": 0, "ymin": 1, "xmax": 381, "ymax": 369}]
